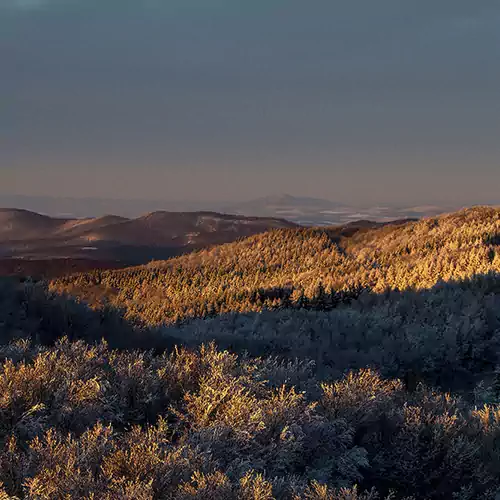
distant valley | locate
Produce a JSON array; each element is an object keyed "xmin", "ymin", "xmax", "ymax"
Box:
[{"xmin": 221, "ymin": 194, "xmax": 456, "ymax": 226}]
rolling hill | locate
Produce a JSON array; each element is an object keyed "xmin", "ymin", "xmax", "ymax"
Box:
[
  {"xmin": 0, "ymin": 208, "xmax": 297, "ymax": 275},
  {"xmin": 0, "ymin": 208, "xmax": 64, "ymax": 241},
  {"xmin": 51, "ymin": 206, "xmax": 500, "ymax": 326},
  {"xmin": 80, "ymin": 211, "xmax": 296, "ymax": 247}
]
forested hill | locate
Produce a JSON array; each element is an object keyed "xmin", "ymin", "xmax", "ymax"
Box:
[
  {"xmin": 3, "ymin": 207, "xmax": 500, "ymax": 498},
  {"xmin": 51, "ymin": 206, "xmax": 500, "ymax": 326}
]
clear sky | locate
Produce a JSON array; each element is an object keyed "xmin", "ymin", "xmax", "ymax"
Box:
[{"xmin": 2, "ymin": 0, "xmax": 500, "ymax": 205}]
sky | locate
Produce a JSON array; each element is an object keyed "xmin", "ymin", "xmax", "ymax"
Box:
[{"xmin": 1, "ymin": 0, "xmax": 500, "ymax": 205}]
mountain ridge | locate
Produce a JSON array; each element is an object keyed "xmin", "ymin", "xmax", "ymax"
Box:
[
  {"xmin": 0, "ymin": 208, "xmax": 297, "ymax": 269},
  {"xmin": 0, "ymin": 193, "xmax": 464, "ymax": 224}
]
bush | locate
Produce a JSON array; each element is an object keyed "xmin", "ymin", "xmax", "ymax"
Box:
[{"xmin": 0, "ymin": 338, "xmax": 498, "ymax": 498}]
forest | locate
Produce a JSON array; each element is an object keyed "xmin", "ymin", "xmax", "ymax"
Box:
[{"xmin": 2, "ymin": 207, "xmax": 500, "ymax": 498}]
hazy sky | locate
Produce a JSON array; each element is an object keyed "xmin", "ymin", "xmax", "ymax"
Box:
[{"xmin": 2, "ymin": 0, "xmax": 500, "ymax": 204}]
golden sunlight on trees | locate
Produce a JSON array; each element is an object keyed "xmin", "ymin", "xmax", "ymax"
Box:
[{"xmin": 2, "ymin": 208, "xmax": 500, "ymax": 497}]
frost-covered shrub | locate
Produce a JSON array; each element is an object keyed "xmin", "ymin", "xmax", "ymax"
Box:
[{"xmin": 0, "ymin": 340, "xmax": 499, "ymax": 498}]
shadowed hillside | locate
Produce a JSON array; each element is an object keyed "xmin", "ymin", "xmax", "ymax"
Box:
[
  {"xmin": 3, "ymin": 270, "xmax": 500, "ymax": 497},
  {"xmin": 0, "ymin": 258, "xmax": 127, "ymax": 280}
]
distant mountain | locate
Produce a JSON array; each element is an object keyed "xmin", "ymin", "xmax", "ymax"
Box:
[
  {"xmin": 75, "ymin": 211, "xmax": 295, "ymax": 248},
  {"xmin": 0, "ymin": 194, "xmax": 464, "ymax": 225},
  {"xmin": 0, "ymin": 195, "xmax": 211, "ymax": 219},
  {"xmin": 0, "ymin": 209, "xmax": 297, "ymax": 273},
  {"xmin": 0, "ymin": 208, "xmax": 63, "ymax": 240}
]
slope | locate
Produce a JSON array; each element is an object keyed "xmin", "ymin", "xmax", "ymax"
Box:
[
  {"xmin": 51, "ymin": 206, "xmax": 500, "ymax": 326},
  {"xmin": 0, "ymin": 208, "xmax": 65, "ymax": 241},
  {"xmin": 0, "ymin": 208, "xmax": 296, "ymax": 267}
]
